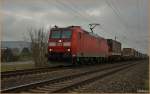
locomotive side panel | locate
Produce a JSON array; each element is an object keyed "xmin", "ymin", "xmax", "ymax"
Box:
[{"xmin": 75, "ymin": 30, "xmax": 109, "ymax": 58}]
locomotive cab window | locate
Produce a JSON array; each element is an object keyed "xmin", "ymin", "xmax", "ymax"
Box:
[
  {"xmin": 50, "ymin": 30, "xmax": 61, "ymax": 38},
  {"xmin": 62, "ymin": 30, "xmax": 72, "ymax": 38},
  {"xmin": 50, "ymin": 29, "xmax": 72, "ymax": 39}
]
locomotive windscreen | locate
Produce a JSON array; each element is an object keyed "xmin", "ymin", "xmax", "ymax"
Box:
[
  {"xmin": 62, "ymin": 30, "xmax": 71, "ymax": 38},
  {"xmin": 50, "ymin": 29, "xmax": 72, "ymax": 38},
  {"xmin": 50, "ymin": 30, "xmax": 61, "ymax": 38}
]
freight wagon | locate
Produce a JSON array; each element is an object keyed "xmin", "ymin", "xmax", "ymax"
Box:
[
  {"xmin": 122, "ymin": 48, "xmax": 148, "ymax": 60},
  {"xmin": 107, "ymin": 39, "xmax": 121, "ymax": 61},
  {"xmin": 122, "ymin": 48, "xmax": 135, "ymax": 60},
  {"xmin": 121, "ymin": 48, "xmax": 143, "ymax": 60}
]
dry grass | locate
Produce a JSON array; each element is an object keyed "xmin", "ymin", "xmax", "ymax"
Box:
[
  {"xmin": 145, "ymin": 79, "xmax": 149, "ymax": 90},
  {"xmin": 1, "ymin": 62, "xmax": 35, "ymax": 72}
]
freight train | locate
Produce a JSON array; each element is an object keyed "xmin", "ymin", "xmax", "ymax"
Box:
[
  {"xmin": 47, "ymin": 26, "xmax": 148, "ymax": 64},
  {"xmin": 122, "ymin": 48, "xmax": 147, "ymax": 61}
]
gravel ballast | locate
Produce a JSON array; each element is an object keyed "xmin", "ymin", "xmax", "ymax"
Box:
[{"xmin": 72, "ymin": 60, "xmax": 149, "ymax": 93}]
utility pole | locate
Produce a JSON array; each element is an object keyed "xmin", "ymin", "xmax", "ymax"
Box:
[{"xmin": 89, "ymin": 23, "xmax": 100, "ymax": 33}]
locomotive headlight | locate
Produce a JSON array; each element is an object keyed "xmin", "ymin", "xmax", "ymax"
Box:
[
  {"xmin": 63, "ymin": 42, "xmax": 71, "ymax": 46},
  {"xmin": 49, "ymin": 42, "xmax": 56, "ymax": 46},
  {"xmin": 67, "ymin": 48, "xmax": 71, "ymax": 51},
  {"xmin": 49, "ymin": 48, "xmax": 52, "ymax": 51},
  {"xmin": 58, "ymin": 40, "xmax": 62, "ymax": 42}
]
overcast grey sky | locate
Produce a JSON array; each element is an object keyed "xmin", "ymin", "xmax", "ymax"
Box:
[{"xmin": 1, "ymin": 0, "xmax": 149, "ymax": 54}]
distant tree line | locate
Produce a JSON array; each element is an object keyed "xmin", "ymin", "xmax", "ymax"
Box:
[
  {"xmin": 1, "ymin": 27, "xmax": 49, "ymax": 68},
  {"xmin": 1, "ymin": 47, "xmax": 31, "ymax": 62}
]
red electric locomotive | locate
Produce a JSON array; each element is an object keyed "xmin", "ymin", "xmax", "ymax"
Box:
[{"xmin": 48, "ymin": 26, "xmax": 109, "ymax": 64}]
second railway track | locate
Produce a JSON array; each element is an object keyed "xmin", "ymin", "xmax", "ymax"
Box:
[{"xmin": 1, "ymin": 62, "xmax": 138, "ymax": 93}]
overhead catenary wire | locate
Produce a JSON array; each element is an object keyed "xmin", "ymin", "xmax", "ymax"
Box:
[
  {"xmin": 108, "ymin": 0, "xmax": 131, "ymax": 41},
  {"xmin": 66, "ymin": 0, "xmax": 115, "ymax": 36},
  {"xmin": 103, "ymin": 0, "xmax": 132, "ymax": 45},
  {"xmin": 67, "ymin": 0, "xmax": 127, "ymax": 42},
  {"xmin": 105, "ymin": 0, "xmax": 144, "ymax": 50},
  {"xmin": 55, "ymin": 0, "xmax": 115, "ymax": 36},
  {"xmin": 45, "ymin": 0, "xmax": 90, "ymax": 27},
  {"xmin": 55, "ymin": 0, "xmax": 92, "ymax": 23},
  {"xmin": 105, "ymin": 0, "xmax": 129, "ymax": 31},
  {"xmin": 120, "ymin": 0, "xmax": 145, "ymax": 52},
  {"xmin": 56, "ymin": 0, "xmax": 134, "ymax": 47},
  {"xmin": 69, "ymin": 0, "xmax": 145, "ymax": 53},
  {"xmin": 51, "ymin": 0, "xmax": 112, "ymax": 38},
  {"xmin": 47, "ymin": 0, "xmax": 82, "ymax": 22},
  {"xmin": 51, "ymin": 0, "xmax": 144, "ymax": 52}
]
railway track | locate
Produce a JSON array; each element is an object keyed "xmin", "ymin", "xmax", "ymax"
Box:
[
  {"xmin": 1, "ymin": 65, "xmax": 73, "ymax": 79},
  {"xmin": 1, "ymin": 62, "xmax": 138, "ymax": 93},
  {"xmin": 1, "ymin": 61, "xmax": 127, "ymax": 80}
]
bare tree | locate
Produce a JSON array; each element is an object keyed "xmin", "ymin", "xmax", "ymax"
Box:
[{"xmin": 28, "ymin": 28, "xmax": 48, "ymax": 67}]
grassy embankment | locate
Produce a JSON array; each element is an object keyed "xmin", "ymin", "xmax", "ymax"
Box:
[{"xmin": 1, "ymin": 61, "xmax": 35, "ymax": 72}]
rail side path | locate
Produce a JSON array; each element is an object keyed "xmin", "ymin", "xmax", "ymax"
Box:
[{"xmin": 1, "ymin": 60, "xmax": 148, "ymax": 93}]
